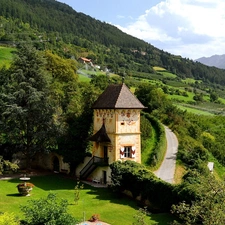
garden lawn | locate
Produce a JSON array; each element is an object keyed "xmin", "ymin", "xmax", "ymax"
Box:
[{"xmin": 0, "ymin": 174, "xmax": 176, "ymax": 225}]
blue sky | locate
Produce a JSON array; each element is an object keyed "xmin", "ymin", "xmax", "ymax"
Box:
[{"xmin": 58, "ymin": 0, "xmax": 225, "ymax": 60}]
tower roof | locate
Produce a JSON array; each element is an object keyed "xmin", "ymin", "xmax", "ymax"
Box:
[
  {"xmin": 92, "ymin": 83, "xmax": 145, "ymax": 109},
  {"xmin": 89, "ymin": 123, "xmax": 111, "ymax": 143}
]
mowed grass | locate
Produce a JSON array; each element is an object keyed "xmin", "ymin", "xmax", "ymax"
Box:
[
  {"xmin": 168, "ymin": 93, "xmax": 195, "ymax": 102},
  {"xmin": 0, "ymin": 174, "xmax": 176, "ymax": 225},
  {"xmin": 78, "ymin": 69, "xmax": 120, "ymax": 82},
  {"xmin": 157, "ymin": 71, "xmax": 176, "ymax": 79},
  {"xmin": 153, "ymin": 66, "xmax": 176, "ymax": 78},
  {"xmin": 0, "ymin": 46, "xmax": 15, "ymax": 68},
  {"xmin": 153, "ymin": 66, "xmax": 166, "ymax": 71},
  {"xmin": 78, "ymin": 74, "xmax": 91, "ymax": 82}
]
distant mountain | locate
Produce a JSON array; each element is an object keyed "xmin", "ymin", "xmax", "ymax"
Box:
[{"xmin": 196, "ymin": 55, "xmax": 225, "ymax": 69}]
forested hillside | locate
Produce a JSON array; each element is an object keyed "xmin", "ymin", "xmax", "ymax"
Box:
[{"xmin": 1, "ymin": 0, "xmax": 225, "ymax": 86}]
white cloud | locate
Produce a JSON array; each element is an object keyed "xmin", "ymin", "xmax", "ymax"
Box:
[
  {"xmin": 117, "ymin": 15, "xmax": 125, "ymax": 19},
  {"xmin": 115, "ymin": 0, "xmax": 225, "ymax": 59}
]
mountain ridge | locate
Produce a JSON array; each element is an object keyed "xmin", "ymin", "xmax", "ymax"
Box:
[{"xmin": 196, "ymin": 54, "xmax": 225, "ymax": 69}]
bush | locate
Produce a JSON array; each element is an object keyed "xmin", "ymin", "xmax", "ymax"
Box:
[
  {"xmin": 0, "ymin": 156, "xmax": 19, "ymax": 175},
  {"xmin": 171, "ymin": 173, "xmax": 225, "ymax": 225},
  {"xmin": 0, "ymin": 212, "xmax": 19, "ymax": 225},
  {"xmin": 110, "ymin": 160, "xmax": 180, "ymax": 212},
  {"xmin": 20, "ymin": 192, "xmax": 78, "ymax": 225},
  {"xmin": 178, "ymin": 138, "xmax": 208, "ymax": 170},
  {"xmin": 140, "ymin": 115, "xmax": 152, "ymax": 140},
  {"xmin": 141, "ymin": 113, "xmax": 166, "ymax": 168}
]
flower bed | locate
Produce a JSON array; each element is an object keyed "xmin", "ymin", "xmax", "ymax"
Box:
[{"xmin": 89, "ymin": 214, "xmax": 100, "ymax": 222}]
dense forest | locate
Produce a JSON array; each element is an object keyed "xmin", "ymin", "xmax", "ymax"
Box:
[{"xmin": 1, "ymin": 0, "xmax": 225, "ymax": 86}]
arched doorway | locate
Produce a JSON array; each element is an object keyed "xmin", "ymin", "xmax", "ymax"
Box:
[{"xmin": 53, "ymin": 156, "xmax": 60, "ymax": 172}]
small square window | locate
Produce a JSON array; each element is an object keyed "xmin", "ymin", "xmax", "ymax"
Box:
[{"xmin": 124, "ymin": 146, "xmax": 132, "ymax": 158}]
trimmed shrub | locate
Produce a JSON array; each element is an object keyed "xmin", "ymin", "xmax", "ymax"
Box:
[
  {"xmin": 141, "ymin": 113, "xmax": 167, "ymax": 168},
  {"xmin": 110, "ymin": 161, "xmax": 180, "ymax": 212},
  {"xmin": 110, "ymin": 160, "xmax": 202, "ymax": 212}
]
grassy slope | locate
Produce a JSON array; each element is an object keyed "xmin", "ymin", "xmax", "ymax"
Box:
[
  {"xmin": 175, "ymin": 104, "xmax": 215, "ymax": 116},
  {"xmin": 152, "ymin": 67, "xmax": 225, "ymax": 116},
  {"xmin": 2, "ymin": 46, "xmax": 224, "ymax": 116},
  {"xmin": 0, "ymin": 46, "xmax": 15, "ymax": 68}
]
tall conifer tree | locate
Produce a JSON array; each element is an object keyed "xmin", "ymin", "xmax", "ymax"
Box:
[{"xmin": 0, "ymin": 44, "xmax": 58, "ymax": 168}]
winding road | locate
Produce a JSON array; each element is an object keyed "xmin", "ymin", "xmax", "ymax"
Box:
[{"xmin": 154, "ymin": 126, "xmax": 178, "ymax": 184}]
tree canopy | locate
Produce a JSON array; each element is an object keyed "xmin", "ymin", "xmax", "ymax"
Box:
[{"xmin": 0, "ymin": 44, "xmax": 59, "ymax": 168}]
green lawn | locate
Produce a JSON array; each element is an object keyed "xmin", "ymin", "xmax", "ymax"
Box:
[
  {"xmin": 78, "ymin": 74, "xmax": 91, "ymax": 82},
  {"xmin": 0, "ymin": 174, "xmax": 176, "ymax": 224}
]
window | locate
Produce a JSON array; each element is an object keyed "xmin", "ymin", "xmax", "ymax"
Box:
[
  {"xmin": 120, "ymin": 146, "xmax": 136, "ymax": 159},
  {"xmin": 124, "ymin": 146, "xmax": 132, "ymax": 158}
]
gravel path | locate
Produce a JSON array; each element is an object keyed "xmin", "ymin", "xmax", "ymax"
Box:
[
  {"xmin": 0, "ymin": 169, "xmax": 53, "ymax": 180},
  {"xmin": 154, "ymin": 126, "xmax": 178, "ymax": 183}
]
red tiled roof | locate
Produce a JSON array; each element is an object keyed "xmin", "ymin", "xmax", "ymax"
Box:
[{"xmin": 79, "ymin": 57, "xmax": 91, "ymax": 62}]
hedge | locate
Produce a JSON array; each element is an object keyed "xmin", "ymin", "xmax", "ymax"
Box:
[
  {"xmin": 142, "ymin": 112, "xmax": 167, "ymax": 169},
  {"xmin": 110, "ymin": 160, "xmax": 198, "ymax": 212}
]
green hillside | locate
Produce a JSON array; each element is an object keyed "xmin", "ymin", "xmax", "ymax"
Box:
[
  {"xmin": 1, "ymin": 0, "xmax": 225, "ymax": 87},
  {"xmin": 1, "ymin": 44, "xmax": 225, "ymax": 116}
]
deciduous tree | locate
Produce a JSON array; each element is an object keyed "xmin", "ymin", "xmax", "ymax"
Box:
[{"xmin": 171, "ymin": 174, "xmax": 225, "ymax": 225}]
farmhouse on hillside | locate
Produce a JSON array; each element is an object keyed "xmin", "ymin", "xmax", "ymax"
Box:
[{"xmin": 78, "ymin": 57, "xmax": 92, "ymax": 64}]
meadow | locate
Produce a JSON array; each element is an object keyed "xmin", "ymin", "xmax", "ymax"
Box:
[{"xmin": 0, "ymin": 46, "xmax": 15, "ymax": 68}]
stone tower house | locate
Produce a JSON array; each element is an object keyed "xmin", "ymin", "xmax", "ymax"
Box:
[{"xmin": 79, "ymin": 83, "xmax": 145, "ymax": 184}]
